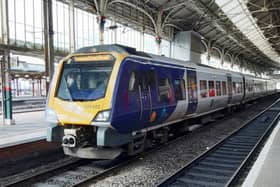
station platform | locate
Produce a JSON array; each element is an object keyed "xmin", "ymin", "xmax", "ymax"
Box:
[
  {"xmin": 242, "ymin": 120, "xmax": 280, "ymax": 187},
  {"xmin": 0, "ymin": 111, "xmax": 46, "ymax": 148}
]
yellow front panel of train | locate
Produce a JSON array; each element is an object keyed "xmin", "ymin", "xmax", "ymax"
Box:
[
  {"xmin": 53, "ymin": 98, "xmax": 105, "ymax": 125},
  {"xmin": 47, "ymin": 52, "xmax": 126, "ymax": 126}
]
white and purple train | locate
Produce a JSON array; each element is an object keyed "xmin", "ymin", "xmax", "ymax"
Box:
[{"xmin": 46, "ymin": 45, "xmax": 278, "ymax": 159}]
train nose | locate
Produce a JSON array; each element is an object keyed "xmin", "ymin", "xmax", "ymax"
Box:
[{"xmin": 62, "ymin": 135, "xmax": 76, "ymax": 147}]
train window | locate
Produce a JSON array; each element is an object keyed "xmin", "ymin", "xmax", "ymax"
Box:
[
  {"xmin": 233, "ymin": 82, "xmax": 236, "ymax": 94},
  {"xmin": 249, "ymin": 82, "xmax": 253, "ymax": 92},
  {"xmin": 222, "ymin": 81, "xmax": 227, "ymax": 95},
  {"xmin": 128, "ymin": 72, "xmax": 136, "ymax": 91},
  {"xmin": 200, "ymin": 80, "xmax": 208, "ymax": 98},
  {"xmin": 128, "ymin": 71, "xmax": 140, "ymax": 91},
  {"xmin": 216, "ymin": 81, "xmax": 221, "ymax": 96},
  {"xmin": 239, "ymin": 82, "xmax": 243, "ymax": 93},
  {"xmin": 158, "ymin": 78, "xmax": 172, "ymax": 103},
  {"xmin": 208, "ymin": 81, "xmax": 215, "ymax": 97},
  {"xmin": 187, "ymin": 74, "xmax": 197, "ymax": 100},
  {"xmin": 174, "ymin": 79, "xmax": 186, "ymax": 100},
  {"xmin": 140, "ymin": 74, "xmax": 147, "ymax": 90},
  {"xmin": 236, "ymin": 82, "xmax": 242, "ymax": 93},
  {"xmin": 147, "ymin": 70, "xmax": 157, "ymax": 88}
]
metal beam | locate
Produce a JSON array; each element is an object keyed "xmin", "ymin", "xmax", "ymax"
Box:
[
  {"xmin": 0, "ymin": 0, "xmax": 14, "ymax": 125},
  {"xmin": 108, "ymin": 0, "xmax": 157, "ymax": 34},
  {"xmin": 69, "ymin": 0, "xmax": 75, "ymax": 52},
  {"xmin": 43, "ymin": 0, "xmax": 54, "ymax": 93}
]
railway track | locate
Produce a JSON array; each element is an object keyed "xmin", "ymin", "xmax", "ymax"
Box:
[
  {"xmin": 2, "ymin": 157, "xmax": 83, "ymax": 187},
  {"xmin": 0, "ymin": 97, "xmax": 45, "ymax": 115},
  {"xmin": 2, "ymin": 97, "xmax": 279, "ymax": 187},
  {"xmin": 2, "ymin": 130, "xmax": 190, "ymax": 187},
  {"xmin": 158, "ymin": 99, "xmax": 280, "ymax": 187},
  {"xmin": 0, "ymin": 106, "xmax": 45, "ymax": 115}
]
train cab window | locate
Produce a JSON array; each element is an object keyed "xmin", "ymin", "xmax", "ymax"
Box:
[
  {"xmin": 200, "ymin": 80, "xmax": 208, "ymax": 98},
  {"xmin": 158, "ymin": 78, "xmax": 172, "ymax": 103},
  {"xmin": 174, "ymin": 79, "xmax": 186, "ymax": 100},
  {"xmin": 128, "ymin": 71, "xmax": 140, "ymax": 91},
  {"xmin": 222, "ymin": 81, "xmax": 227, "ymax": 95},
  {"xmin": 216, "ymin": 81, "xmax": 221, "ymax": 96},
  {"xmin": 57, "ymin": 62, "xmax": 114, "ymax": 101},
  {"xmin": 208, "ymin": 81, "xmax": 215, "ymax": 97}
]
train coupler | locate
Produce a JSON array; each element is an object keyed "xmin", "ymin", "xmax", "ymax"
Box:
[
  {"xmin": 62, "ymin": 134, "xmax": 77, "ymax": 147},
  {"xmin": 62, "ymin": 128, "xmax": 86, "ymax": 148}
]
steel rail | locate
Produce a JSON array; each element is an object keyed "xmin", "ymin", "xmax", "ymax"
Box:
[
  {"xmin": 4, "ymin": 97, "xmax": 280, "ymax": 187},
  {"xmin": 158, "ymin": 99, "xmax": 280, "ymax": 187},
  {"xmin": 3, "ymin": 157, "xmax": 83, "ymax": 187}
]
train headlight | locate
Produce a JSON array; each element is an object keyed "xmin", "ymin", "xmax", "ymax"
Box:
[
  {"xmin": 45, "ymin": 107, "xmax": 59, "ymax": 123},
  {"xmin": 94, "ymin": 110, "xmax": 111, "ymax": 122}
]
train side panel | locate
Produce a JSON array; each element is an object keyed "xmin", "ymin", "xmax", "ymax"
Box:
[
  {"xmin": 111, "ymin": 58, "xmax": 186, "ymax": 134},
  {"xmin": 196, "ymin": 69, "xmax": 228, "ymax": 114}
]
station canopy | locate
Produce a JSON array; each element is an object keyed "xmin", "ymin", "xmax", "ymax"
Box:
[{"xmin": 73, "ymin": 0, "xmax": 280, "ymax": 72}]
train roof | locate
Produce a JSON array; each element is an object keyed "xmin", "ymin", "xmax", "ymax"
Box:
[
  {"xmin": 75, "ymin": 44, "xmax": 204, "ymax": 68},
  {"xmin": 75, "ymin": 44, "xmax": 151, "ymax": 58},
  {"xmin": 75, "ymin": 44, "xmax": 268, "ymax": 80}
]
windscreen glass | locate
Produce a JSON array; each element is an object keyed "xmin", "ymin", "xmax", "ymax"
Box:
[{"xmin": 56, "ymin": 61, "xmax": 114, "ymax": 101}]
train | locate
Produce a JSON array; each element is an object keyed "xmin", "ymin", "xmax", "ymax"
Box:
[{"xmin": 46, "ymin": 44, "xmax": 278, "ymax": 159}]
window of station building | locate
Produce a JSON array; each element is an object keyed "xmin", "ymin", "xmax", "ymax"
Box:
[
  {"xmin": 158, "ymin": 77, "xmax": 172, "ymax": 103},
  {"xmin": 233, "ymin": 82, "xmax": 237, "ymax": 94},
  {"xmin": 216, "ymin": 81, "xmax": 221, "ymax": 96},
  {"xmin": 200, "ymin": 80, "xmax": 208, "ymax": 98},
  {"xmin": 208, "ymin": 81, "xmax": 215, "ymax": 97},
  {"xmin": 222, "ymin": 81, "xmax": 227, "ymax": 95},
  {"xmin": 174, "ymin": 79, "xmax": 186, "ymax": 100}
]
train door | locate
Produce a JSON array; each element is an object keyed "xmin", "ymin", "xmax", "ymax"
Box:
[
  {"xmin": 186, "ymin": 69, "xmax": 198, "ymax": 115},
  {"xmin": 227, "ymin": 75, "xmax": 232, "ymax": 104},
  {"xmin": 138, "ymin": 71, "xmax": 153, "ymax": 123}
]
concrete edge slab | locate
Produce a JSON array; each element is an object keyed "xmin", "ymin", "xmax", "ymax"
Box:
[
  {"xmin": 241, "ymin": 120, "xmax": 280, "ymax": 187},
  {"xmin": 0, "ymin": 131, "xmax": 46, "ymax": 149}
]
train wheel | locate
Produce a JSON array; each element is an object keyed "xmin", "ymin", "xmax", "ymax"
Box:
[{"xmin": 127, "ymin": 134, "xmax": 146, "ymax": 156}]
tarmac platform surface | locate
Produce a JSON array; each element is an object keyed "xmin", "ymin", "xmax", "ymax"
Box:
[{"xmin": 0, "ymin": 111, "xmax": 46, "ymax": 148}]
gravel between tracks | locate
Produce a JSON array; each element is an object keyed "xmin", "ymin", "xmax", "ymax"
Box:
[{"xmin": 90, "ymin": 95, "xmax": 280, "ymax": 187}]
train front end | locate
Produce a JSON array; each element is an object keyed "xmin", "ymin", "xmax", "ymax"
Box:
[{"xmin": 46, "ymin": 50, "xmax": 125, "ymax": 159}]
